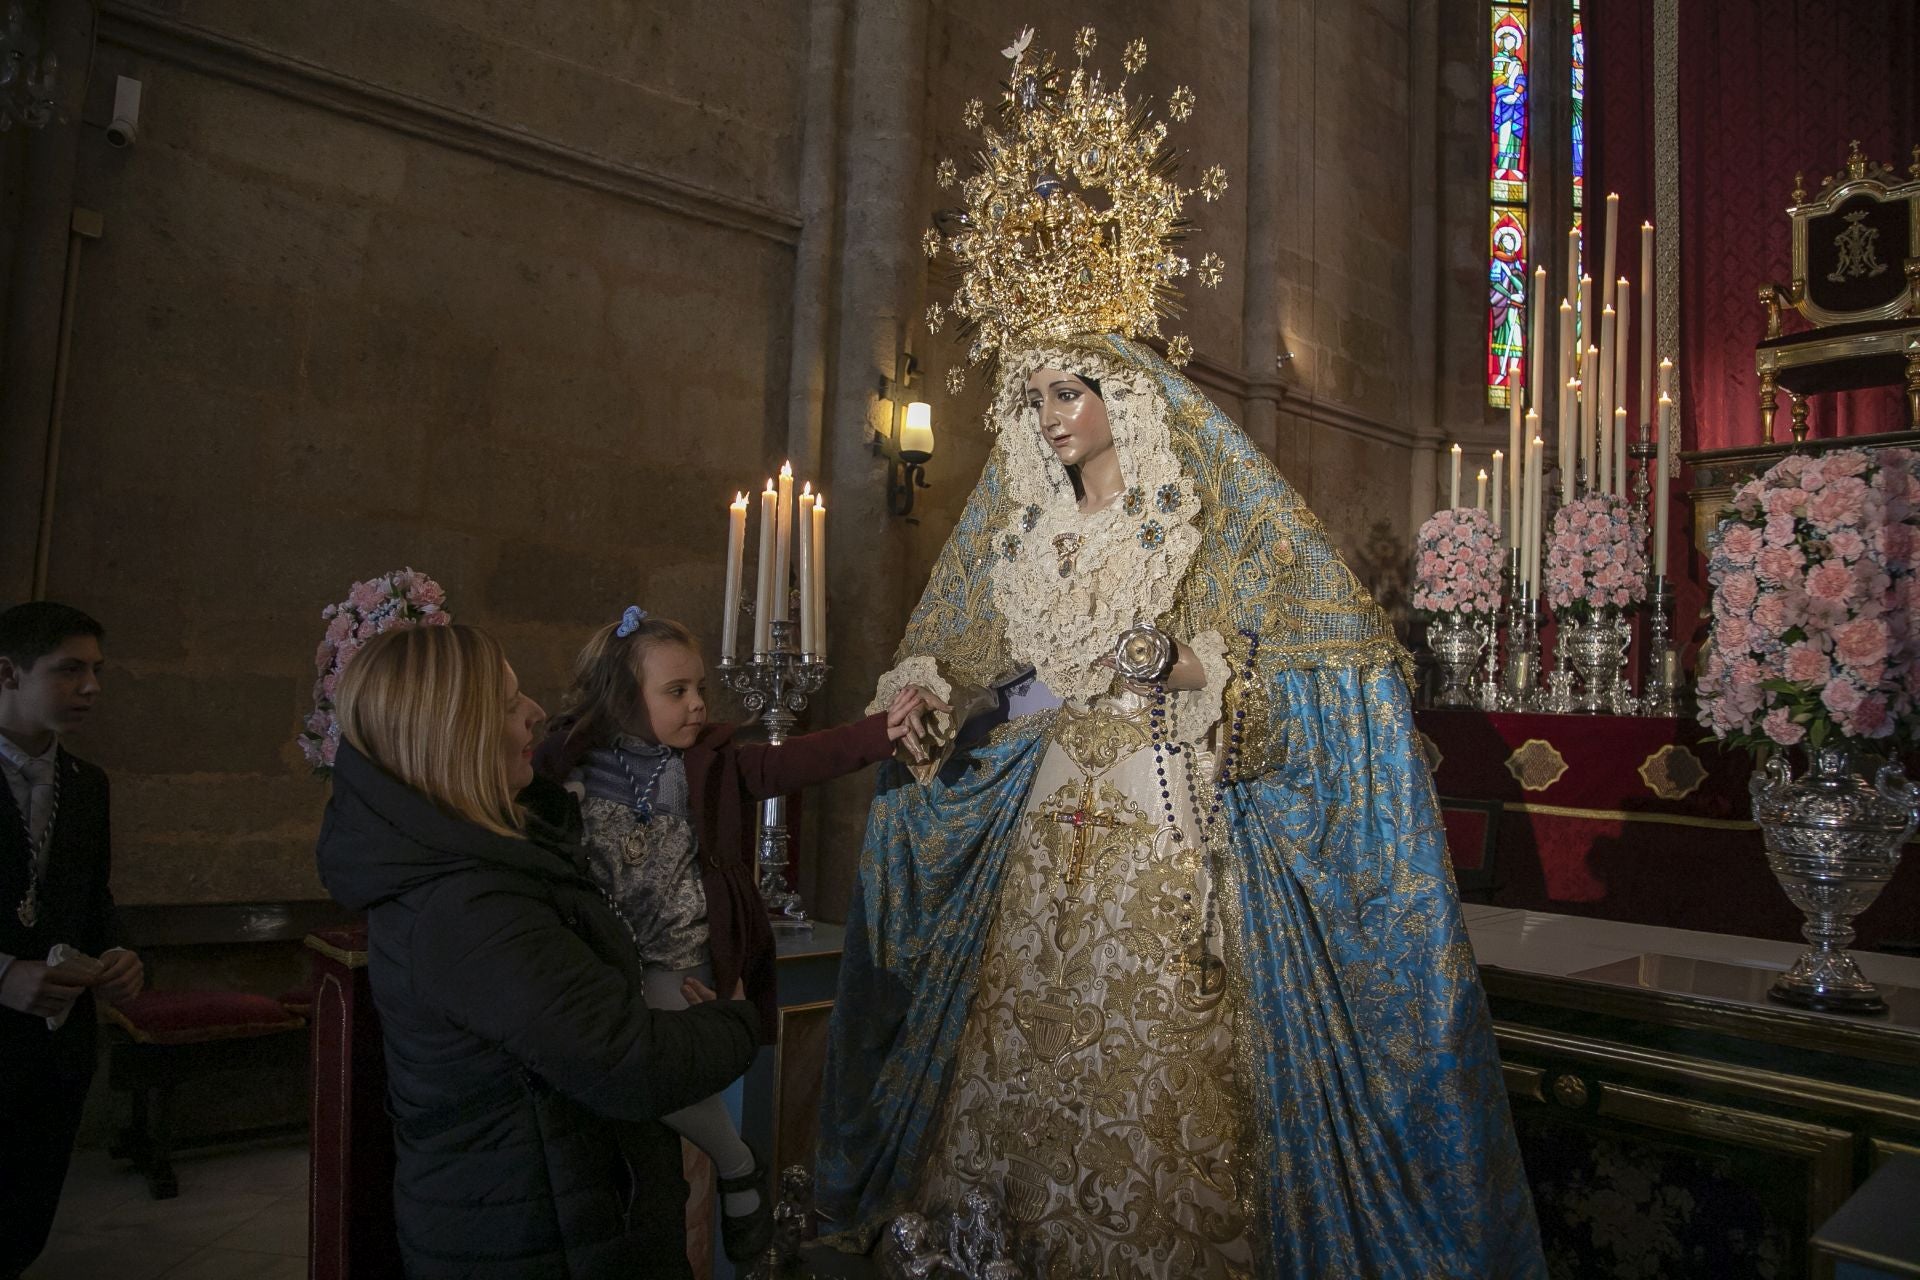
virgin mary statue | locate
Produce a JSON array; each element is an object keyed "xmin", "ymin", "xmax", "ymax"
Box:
[{"xmin": 817, "ymin": 28, "xmax": 1543, "ymax": 1279}]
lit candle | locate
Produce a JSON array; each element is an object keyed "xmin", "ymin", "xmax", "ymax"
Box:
[
  {"xmin": 1659, "ymin": 356, "xmax": 1674, "ymax": 404},
  {"xmin": 1601, "ymin": 193, "xmax": 1620, "ymax": 317},
  {"xmin": 1655, "ymin": 393, "xmax": 1673, "ymax": 579},
  {"xmin": 1613, "ymin": 407, "xmax": 1629, "ymax": 501},
  {"xmin": 1530, "ymin": 266, "xmax": 1549, "ymax": 412},
  {"xmin": 1614, "ymin": 284, "xmax": 1633, "ymax": 439},
  {"xmin": 1476, "ymin": 468, "xmax": 1488, "ymax": 512},
  {"xmin": 754, "ymin": 480, "xmax": 776, "ymax": 656},
  {"xmin": 1566, "ymin": 225, "xmax": 1582, "ymax": 316},
  {"xmin": 722, "ymin": 492, "xmax": 747, "ymax": 662},
  {"xmin": 1507, "ymin": 396, "xmax": 1522, "ymax": 544},
  {"xmin": 773, "ymin": 462, "xmax": 794, "ymax": 624},
  {"xmin": 1579, "ymin": 274, "xmax": 1594, "ymax": 351},
  {"xmin": 1491, "ymin": 450, "xmax": 1505, "ymax": 537},
  {"xmin": 795, "ymin": 485, "xmax": 816, "ymax": 655},
  {"xmin": 811, "ymin": 495, "xmax": 828, "ymax": 660},
  {"xmin": 1556, "ymin": 301, "xmax": 1575, "ymax": 408},
  {"xmin": 1560, "ymin": 378, "xmax": 1577, "ymax": 501},
  {"xmin": 1597, "ymin": 305, "xmax": 1616, "ymax": 491},
  {"xmin": 1640, "ymin": 222, "xmax": 1654, "ymax": 433},
  {"xmin": 1583, "ymin": 346, "xmax": 1600, "ymax": 490},
  {"xmin": 1450, "ymin": 443, "xmax": 1462, "ymax": 509},
  {"xmin": 1528, "ymin": 433, "xmax": 1545, "ymax": 596}
]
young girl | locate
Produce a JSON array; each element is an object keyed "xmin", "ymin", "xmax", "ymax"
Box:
[{"xmin": 534, "ymin": 606, "xmax": 940, "ymax": 1263}]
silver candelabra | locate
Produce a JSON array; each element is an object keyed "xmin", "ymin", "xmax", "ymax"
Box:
[{"xmin": 717, "ymin": 618, "xmax": 826, "ymax": 935}]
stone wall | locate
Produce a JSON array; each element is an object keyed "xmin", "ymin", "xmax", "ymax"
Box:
[
  {"xmin": 0, "ymin": 0, "xmax": 1454, "ymax": 917},
  {"xmin": 15, "ymin": 0, "xmax": 805, "ymax": 902}
]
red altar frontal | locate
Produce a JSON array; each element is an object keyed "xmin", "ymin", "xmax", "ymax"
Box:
[{"xmin": 1417, "ymin": 709, "xmax": 1920, "ymax": 952}]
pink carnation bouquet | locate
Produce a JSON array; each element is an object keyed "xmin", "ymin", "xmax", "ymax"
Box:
[
  {"xmin": 1545, "ymin": 492, "xmax": 1648, "ymax": 625},
  {"xmin": 1697, "ymin": 446, "xmax": 1920, "ymax": 752},
  {"xmin": 1412, "ymin": 507, "xmax": 1503, "ymax": 621},
  {"xmin": 300, "ymin": 568, "xmax": 451, "ymax": 774}
]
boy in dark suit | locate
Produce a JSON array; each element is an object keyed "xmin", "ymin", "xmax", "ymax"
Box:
[{"xmin": 0, "ymin": 602, "xmax": 142, "ymax": 1278}]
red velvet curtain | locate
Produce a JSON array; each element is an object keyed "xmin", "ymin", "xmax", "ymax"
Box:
[{"xmin": 1592, "ymin": 0, "xmax": 1920, "ymax": 454}]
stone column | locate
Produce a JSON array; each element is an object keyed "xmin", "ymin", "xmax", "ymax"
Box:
[
  {"xmin": 1407, "ymin": 0, "xmax": 1444, "ymax": 537},
  {"xmin": 809, "ymin": 0, "xmax": 930, "ymax": 920},
  {"xmin": 0, "ymin": 0, "xmax": 94, "ymax": 602},
  {"xmin": 785, "ymin": 0, "xmax": 848, "ymax": 480},
  {"xmin": 1240, "ymin": 0, "xmax": 1286, "ymax": 462}
]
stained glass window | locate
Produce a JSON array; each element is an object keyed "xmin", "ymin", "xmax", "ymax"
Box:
[{"xmin": 1487, "ymin": 2, "xmax": 1530, "ymax": 407}]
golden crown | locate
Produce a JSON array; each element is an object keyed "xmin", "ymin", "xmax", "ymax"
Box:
[{"xmin": 923, "ymin": 25, "xmax": 1227, "ymax": 394}]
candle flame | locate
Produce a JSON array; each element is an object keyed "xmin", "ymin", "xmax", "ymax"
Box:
[
  {"xmin": 1532, "ymin": 435, "xmax": 1544, "ymax": 446},
  {"xmin": 1493, "ymin": 449, "xmax": 1504, "ymax": 460},
  {"xmin": 764, "ymin": 479, "xmax": 775, "ymax": 492},
  {"xmin": 780, "ymin": 460, "xmax": 793, "ymax": 477},
  {"xmin": 1477, "ymin": 469, "xmax": 1487, "ymax": 479},
  {"xmin": 802, "ymin": 481, "xmax": 812, "ymax": 496}
]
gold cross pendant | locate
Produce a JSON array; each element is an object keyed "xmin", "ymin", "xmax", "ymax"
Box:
[{"xmin": 1047, "ymin": 776, "xmax": 1117, "ymax": 883}]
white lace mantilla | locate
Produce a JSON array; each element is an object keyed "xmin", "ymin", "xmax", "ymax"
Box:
[{"xmin": 985, "ymin": 346, "xmax": 1203, "ymax": 704}]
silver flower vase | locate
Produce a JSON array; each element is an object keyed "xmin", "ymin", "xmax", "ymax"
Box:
[
  {"xmin": 1564, "ymin": 619, "xmax": 1619, "ymax": 713},
  {"xmin": 1428, "ymin": 613, "xmax": 1485, "ymax": 708},
  {"xmin": 1751, "ymin": 747, "xmax": 1919, "ymax": 1014}
]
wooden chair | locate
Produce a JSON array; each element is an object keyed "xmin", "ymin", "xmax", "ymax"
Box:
[{"xmin": 1756, "ymin": 141, "xmax": 1920, "ymax": 443}]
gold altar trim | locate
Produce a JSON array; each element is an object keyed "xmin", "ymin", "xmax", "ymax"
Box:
[
  {"xmin": 1485, "ymin": 969, "xmax": 1920, "ymax": 1070},
  {"xmin": 1493, "ymin": 1022, "xmax": 1920, "ymax": 1126},
  {"xmin": 1508, "ymin": 801, "xmax": 1756, "ymax": 831},
  {"xmin": 1504, "ymin": 739, "xmax": 1568, "ymax": 792},
  {"xmin": 304, "ymin": 933, "xmax": 367, "ymax": 969},
  {"xmin": 1636, "ymin": 744, "xmax": 1707, "ymax": 801}
]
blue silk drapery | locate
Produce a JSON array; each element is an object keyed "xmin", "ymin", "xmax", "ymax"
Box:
[{"xmin": 817, "ymin": 338, "xmax": 1544, "ymax": 1278}]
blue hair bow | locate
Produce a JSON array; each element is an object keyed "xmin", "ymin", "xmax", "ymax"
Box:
[{"xmin": 616, "ymin": 605, "xmax": 648, "ymax": 638}]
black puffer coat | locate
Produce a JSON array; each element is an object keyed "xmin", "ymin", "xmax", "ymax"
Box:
[{"xmin": 316, "ymin": 742, "xmax": 761, "ymax": 1279}]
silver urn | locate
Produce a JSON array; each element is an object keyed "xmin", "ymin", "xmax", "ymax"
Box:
[
  {"xmin": 1428, "ymin": 613, "xmax": 1486, "ymax": 709},
  {"xmin": 1564, "ymin": 619, "xmax": 1621, "ymax": 714},
  {"xmin": 1751, "ymin": 747, "xmax": 1919, "ymax": 1014}
]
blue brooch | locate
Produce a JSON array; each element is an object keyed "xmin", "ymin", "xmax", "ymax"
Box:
[
  {"xmin": 1137, "ymin": 520, "xmax": 1166, "ymax": 550},
  {"xmin": 1122, "ymin": 486, "xmax": 1146, "ymax": 517},
  {"xmin": 1022, "ymin": 504, "xmax": 1042, "ymax": 532},
  {"xmin": 1156, "ymin": 483, "xmax": 1181, "ymax": 513},
  {"xmin": 1001, "ymin": 534, "xmax": 1022, "ymax": 561}
]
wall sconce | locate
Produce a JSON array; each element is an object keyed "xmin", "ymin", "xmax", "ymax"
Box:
[{"xmin": 876, "ymin": 352, "xmax": 935, "ymax": 518}]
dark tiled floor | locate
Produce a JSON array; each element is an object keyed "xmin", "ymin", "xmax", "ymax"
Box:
[{"xmin": 28, "ymin": 1142, "xmax": 308, "ymax": 1279}]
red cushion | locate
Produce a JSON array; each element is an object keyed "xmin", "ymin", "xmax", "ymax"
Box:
[{"xmin": 104, "ymin": 990, "xmax": 305, "ymax": 1045}]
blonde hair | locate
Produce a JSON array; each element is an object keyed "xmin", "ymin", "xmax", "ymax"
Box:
[
  {"xmin": 335, "ymin": 623, "xmax": 523, "ymax": 836},
  {"xmin": 561, "ymin": 614, "xmax": 700, "ymax": 750}
]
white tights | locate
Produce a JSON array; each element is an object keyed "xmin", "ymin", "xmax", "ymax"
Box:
[{"xmin": 642, "ymin": 965, "xmax": 759, "ymax": 1214}]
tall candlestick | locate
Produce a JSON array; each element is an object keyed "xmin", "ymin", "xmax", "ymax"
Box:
[
  {"xmin": 811, "ymin": 496, "xmax": 828, "ymax": 660},
  {"xmin": 1492, "ymin": 450, "xmax": 1505, "ymax": 535},
  {"xmin": 1476, "ymin": 468, "xmax": 1488, "ymax": 512},
  {"xmin": 722, "ymin": 492, "xmax": 747, "ymax": 662},
  {"xmin": 1639, "ymin": 222, "xmax": 1655, "ymax": 432},
  {"xmin": 754, "ymin": 480, "xmax": 776, "ymax": 655},
  {"xmin": 1655, "ymin": 393, "xmax": 1673, "ymax": 579},
  {"xmin": 795, "ymin": 485, "xmax": 816, "ymax": 655},
  {"xmin": 1449, "ymin": 443, "xmax": 1462, "ymax": 510},
  {"xmin": 773, "ymin": 462, "xmax": 794, "ymax": 623},
  {"xmin": 1600, "ymin": 193, "xmax": 1620, "ymax": 317}
]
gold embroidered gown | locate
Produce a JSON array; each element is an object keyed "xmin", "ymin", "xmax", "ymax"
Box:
[{"xmin": 919, "ymin": 691, "xmax": 1250, "ymax": 1279}]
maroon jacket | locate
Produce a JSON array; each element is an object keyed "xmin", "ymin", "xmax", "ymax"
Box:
[{"xmin": 533, "ymin": 714, "xmax": 893, "ymax": 1042}]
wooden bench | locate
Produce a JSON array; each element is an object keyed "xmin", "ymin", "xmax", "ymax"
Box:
[{"xmin": 102, "ymin": 900, "xmax": 356, "ymax": 1199}]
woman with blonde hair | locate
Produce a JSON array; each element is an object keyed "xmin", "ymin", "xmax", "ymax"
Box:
[{"xmin": 316, "ymin": 622, "xmax": 760, "ymax": 1279}]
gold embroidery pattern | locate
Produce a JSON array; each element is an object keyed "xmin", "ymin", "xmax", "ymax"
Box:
[
  {"xmin": 922, "ymin": 705, "xmax": 1252, "ymax": 1279},
  {"xmin": 1505, "ymin": 738, "xmax": 1569, "ymax": 792},
  {"xmin": 1637, "ymin": 743, "xmax": 1707, "ymax": 801}
]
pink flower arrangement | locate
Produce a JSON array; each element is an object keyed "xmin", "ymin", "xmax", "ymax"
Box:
[
  {"xmin": 1412, "ymin": 507, "xmax": 1503, "ymax": 620},
  {"xmin": 300, "ymin": 568, "xmax": 452, "ymax": 774},
  {"xmin": 1697, "ymin": 446, "xmax": 1920, "ymax": 751},
  {"xmin": 1545, "ymin": 492, "xmax": 1648, "ymax": 623}
]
